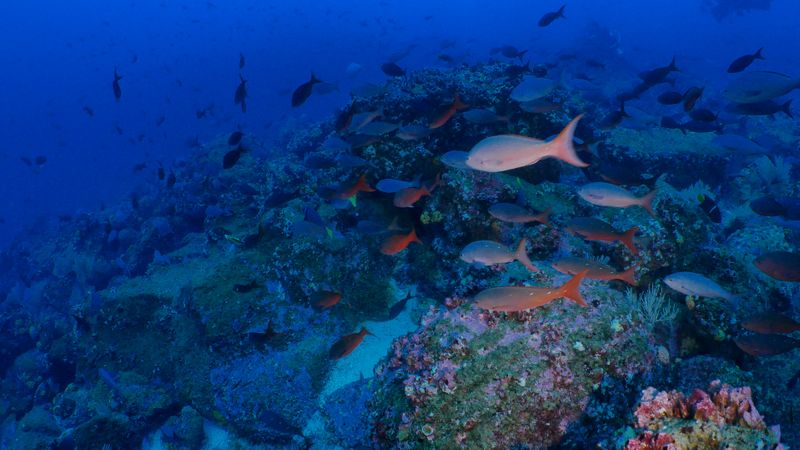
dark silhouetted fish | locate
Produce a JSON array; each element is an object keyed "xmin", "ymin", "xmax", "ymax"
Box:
[
  {"xmin": 657, "ymin": 91, "xmax": 684, "ymax": 105},
  {"xmin": 599, "ymin": 102, "xmax": 629, "ymax": 129},
  {"xmin": 660, "ymin": 116, "xmax": 685, "ymax": 133},
  {"xmin": 239, "ymin": 52, "xmax": 246, "ymax": 69},
  {"xmin": 223, "ymin": 145, "xmax": 246, "ymax": 169},
  {"xmin": 689, "ymin": 108, "xmax": 717, "ymax": 122},
  {"xmin": 724, "ymin": 71, "xmax": 800, "ymax": 104},
  {"xmin": 751, "ymin": 196, "xmax": 800, "ymax": 220},
  {"xmin": 329, "ymin": 328, "xmax": 372, "ymax": 359},
  {"xmin": 234, "ymin": 74, "xmax": 247, "ymax": 112},
  {"xmin": 682, "ymin": 86, "xmax": 703, "ymax": 111},
  {"xmin": 233, "ymin": 280, "xmax": 261, "ymax": 293},
  {"xmin": 682, "ymin": 120, "xmax": 721, "ymax": 133},
  {"xmin": 83, "ymin": 106, "xmax": 94, "ymax": 117},
  {"xmin": 381, "ymin": 62, "xmax": 406, "ymax": 77},
  {"xmin": 697, "ymin": 193, "xmax": 721, "ymax": 223},
  {"xmin": 387, "ymin": 292, "xmax": 413, "ymax": 320},
  {"xmin": 112, "ymin": 68, "xmax": 122, "ymax": 101},
  {"xmin": 754, "ymin": 251, "xmax": 800, "ymax": 282},
  {"xmin": 638, "ymin": 57, "xmax": 678, "ymax": 86},
  {"xmin": 742, "ymin": 312, "xmax": 800, "ymax": 334},
  {"xmin": 726, "ymin": 100, "xmax": 792, "ymax": 118},
  {"xmin": 727, "ymin": 48, "xmax": 764, "ymax": 73},
  {"xmin": 538, "ymin": 5, "xmax": 566, "ymax": 27},
  {"xmin": 291, "ymin": 73, "xmax": 321, "ymax": 107},
  {"xmin": 228, "ymin": 130, "xmax": 244, "ymax": 146}
]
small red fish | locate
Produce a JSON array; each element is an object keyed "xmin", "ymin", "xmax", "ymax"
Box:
[
  {"xmin": 429, "ymin": 93, "xmax": 469, "ymax": 129},
  {"xmin": 332, "ymin": 174, "xmax": 375, "ymax": 200},
  {"xmin": 311, "ymin": 290, "xmax": 342, "ymax": 310},
  {"xmin": 393, "ymin": 174, "xmax": 441, "ymax": 207},
  {"xmin": 754, "ymin": 251, "xmax": 800, "ymax": 282},
  {"xmin": 329, "ymin": 327, "xmax": 373, "ymax": 359},
  {"xmin": 565, "ymin": 217, "xmax": 639, "ymax": 255},
  {"xmin": 381, "ymin": 227, "xmax": 422, "ymax": 255},
  {"xmin": 735, "ymin": 334, "xmax": 800, "ymax": 356}
]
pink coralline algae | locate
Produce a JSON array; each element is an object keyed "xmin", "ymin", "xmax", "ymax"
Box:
[
  {"xmin": 634, "ymin": 380, "xmax": 765, "ymax": 430},
  {"xmin": 627, "ymin": 380, "xmax": 785, "ymax": 449}
]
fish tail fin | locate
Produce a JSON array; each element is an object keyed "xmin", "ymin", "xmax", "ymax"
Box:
[
  {"xmin": 357, "ymin": 174, "xmax": 375, "ymax": 192},
  {"xmin": 782, "ymin": 100, "xmax": 793, "ymax": 119},
  {"xmin": 515, "ymin": 238, "xmax": 539, "ymax": 272},
  {"xmin": 548, "ymin": 115, "xmax": 588, "ymax": 168},
  {"xmin": 453, "ymin": 93, "xmax": 468, "ymax": 110},
  {"xmin": 669, "ymin": 56, "xmax": 679, "ymax": 72},
  {"xmin": 558, "ymin": 4, "xmax": 566, "ymax": 17},
  {"xmin": 640, "ymin": 189, "xmax": 657, "ymax": 217},
  {"xmin": 310, "ymin": 73, "xmax": 321, "ymax": 83},
  {"xmin": 618, "ymin": 266, "xmax": 638, "ymax": 286},
  {"xmin": 559, "ymin": 270, "xmax": 588, "ymax": 307},
  {"xmin": 409, "ymin": 227, "xmax": 422, "ymax": 245},
  {"xmin": 621, "ymin": 226, "xmax": 639, "ymax": 255},
  {"xmin": 536, "ymin": 208, "xmax": 551, "ymax": 226},
  {"xmin": 755, "ymin": 47, "xmax": 764, "ymax": 60},
  {"xmin": 387, "ymin": 216, "xmax": 401, "ymax": 231},
  {"xmin": 620, "ymin": 101, "xmax": 630, "ymax": 118}
]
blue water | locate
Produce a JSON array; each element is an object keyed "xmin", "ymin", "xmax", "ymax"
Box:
[
  {"xmin": 1, "ymin": 0, "xmax": 799, "ymax": 448},
  {"xmin": 1, "ymin": 0, "xmax": 797, "ymax": 246}
]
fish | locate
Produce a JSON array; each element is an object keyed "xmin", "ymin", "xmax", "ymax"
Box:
[
  {"xmin": 234, "ymin": 74, "xmax": 248, "ymax": 112},
  {"xmin": 462, "ymin": 109, "xmax": 509, "ymax": 125},
  {"xmin": 248, "ymin": 320, "xmax": 282, "ymax": 345},
  {"xmin": 460, "ymin": 238, "xmax": 538, "ymax": 272},
  {"xmin": 510, "ymin": 76, "xmax": 556, "ymax": 103},
  {"xmin": 377, "ymin": 176, "xmax": 422, "ymax": 193},
  {"xmin": 688, "ymin": 108, "xmax": 717, "ymax": 122},
  {"xmin": 750, "ymin": 197, "xmax": 800, "ymax": 220},
  {"xmin": 239, "ymin": 52, "xmax": 245, "ymax": 69},
  {"xmin": 228, "ymin": 131, "xmax": 244, "ymax": 146},
  {"xmin": 429, "ymin": 94, "xmax": 469, "ymax": 129},
  {"xmin": 726, "ymin": 100, "xmax": 792, "ymax": 118},
  {"xmin": 381, "ymin": 62, "xmax": 406, "ymax": 77},
  {"xmin": 734, "ymin": 334, "xmax": 800, "ymax": 356},
  {"xmin": 682, "ymin": 120, "xmax": 722, "ymax": 133},
  {"xmin": 233, "ymin": 280, "xmax": 261, "ymax": 293},
  {"xmin": 727, "ymin": 48, "xmax": 764, "ymax": 73},
  {"xmin": 638, "ymin": 57, "xmax": 679, "ymax": 86},
  {"xmin": 742, "ymin": 312, "xmax": 800, "ymax": 334},
  {"xmin": 578, "ymin": 182, "xmax": 656, "ymax": 216},
  {"xmin": 112, "ymin": 68, "xmax": 122, "ymax": 101},
  {"xmin": 724, "ymin": 71, "xmax": 800, "ymax": 104},
  {"xmin": 497, "ymin": 46, "xmax": 528, "ymax": 60},
  {"xmin": 166, "ymin": 172, "xmax": 176, "ymax": 188},
  {"xmin": 518, "ymin": 98, "xmax": 561, "ymax": 113},
  {"xmin": 657, "ymin": 91, "xmax": 684, "ymax": 105},
  {"xmin": 380, "ymin": 228, "xmax": 422, "ymax": 255},
  {"xmin": 475, "ymin": 270, "xmax": 588, "ymax": 312},
  {"xmin": 330, "ymin": 175, "xmax": 375, "ymax": 203},
  {"xmin": 329, "ymin": 328, "xmax": 372, "ymax": 359},
  {"xmin": 291, "ymin": 73, "xmax": 321, "ymax": 107},
  {"xmin": 387, "ymin": 292, "xmax": 412, "ymax": 320},
  {"xmin": 538, "ymin": 5, "xmax": 566, "ymax": 27},
  {"xmin": 394, "ymin": 175, "xmax": 439, "ymax": 208},
  {"xmin": 349, "ymin": 108, "xmax": 384, "ymax": 133},
  {"xmin": 83, "ymin": 106, "xmax": 95, "ymax": 117},
  {"xmin": 552, "ymin": 256, "xmax": 637, "ymax": 286},
  {"xmin": 754, "ymin": 251, "xmax": 800, "ymax": 282},
  {"xmin": 682, "ymin": 86, "xmax": 703, "ymax": 111},
  {"xmin": 488, "ymin": 203, "xmax": 550, "ymax": 225},
  {"xmin": 335, "ymin": 106, "xmax": 354, "ymax": 133},
  {"xmin": 466, "ymin": 115, "xmax": 587, "ymax": 172},
  {"xmin": 712, "ymin": 134, "xmax": 767, "ymax": 154},
  {"xmin": 223, "ymin": 145, "xmax": 246, "ymax": 169},
  {"xmin": 697, "ymin": 193, "xmax": 721, "ymax": 223},
  {"xmin": 565, "ymin": 217, "xmax": 639, "ymax": 255},
  {"xmin": 598, "ymin": 102, "xmax": 630, "ymax": 129},
  {"xmin": 663, "ymin": 272, "xmax": 739, "ymax": 302},
  {"xmin": 358, "ymin": 121, "xmax": 399, "ymax": 136},
  {"xmin": 311, "ymin": 290, "xmax": 342, "ymax": 310},
  {"xmin": 440, "ymin": 151, "xmax": 470, "ymax": 169},
  {"xmin": 397, "ymin": 124, "xmax": 434, "ymax": 140}
]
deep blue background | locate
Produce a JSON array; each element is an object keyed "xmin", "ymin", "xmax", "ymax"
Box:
[{"xmin": 0, "ymin": 0, "xmax": 797, "ymax": 248}]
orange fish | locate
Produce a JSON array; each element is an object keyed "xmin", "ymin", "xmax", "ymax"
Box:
[
  {"xmin": 488, "ymin": 203, "xmax": 550, "ymax": 225},
  {"xmin": 329, "ymin": 327, "xmax": 373, "ymax": 359},
  {"xmin": 332, "ymin": 174, "xmax": 375, "ymax": 200},
  {"xmin": 565, "ymin": 217, "xmax": 639, "ymax": 255},
  {"xmin": 475, "ymin": 270, "xmax": 589, "ymax": 312},
  {"xmin": 429, "ymin": 93, "xmax": 469, "ymax": 129},
  {"xmin": 754, "ymin": 251, "xmax": 800, "ymax": 282},
  {"xmin": 381, "ymin": 227, "xmax": 422, "ymax": 255},
  {"xmin": 734, "ymin": 334, "xmax": 800, "ymax": 356},
  {"xmin": 552, "ymin": 256, "xmax": 637, "ymax": 286},
  {"xmin": 742, "ymin": 312, "xmax": 800, "ymax": 334},
  {"xmin": 393, "ymin": 174, "xmax": 441, "ymax": 207},
  {"xmin": 311, "ymin": 290, "xmax": 342, "ymax": 310}
]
